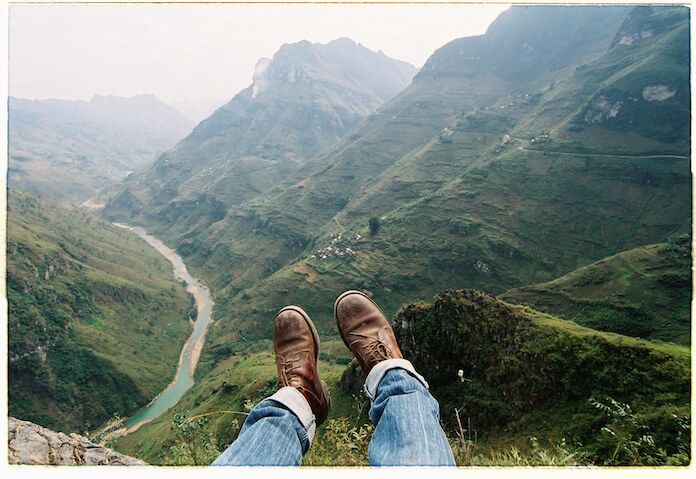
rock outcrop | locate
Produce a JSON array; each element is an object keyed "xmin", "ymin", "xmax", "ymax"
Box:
[
  {"xmin": 8, "ymin": 417, "xmax": 146, "ymax": 465},
  {"xmin": 387, "ymin": 289, "xmax": 689, "ymax": 458}
]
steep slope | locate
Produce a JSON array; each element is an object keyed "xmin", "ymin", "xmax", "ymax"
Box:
[
  {"xmin": 100, "ymin": 38, "xmax": 417, "ymax": 234},
  {"xmin": 389, "ymin": 290, "xmax": 690, "ymax": 464},
  {"xmin": 417, "ymin": 4, "xmax": 630, "ymax": 86},
  {"xmin": 513, "ymin": 6, "xmax": 690, "ymax": 151},
  {"xmin": 103, "ymin": 6, "xmax": 633, "ymax": 344},
  {"xmin": 500, "ymin": 237, "xmax": 691, "ymax": 346},
  {"xmin": 200, "ymin": 4, "xmax": 690, "ymax": 344},
  {"xmin": 98, "ymin": 7, "xmax": 692, "ymax": 463},
  {"xmin": 182, "ymin": 5, "xmax": 693, "ymax": 346},
  {"xmin": 7, "ymin": 189, "xmax": 193, "ymax": 432},
  {"xmin": 8, "ymin": 95, "xmax": 193, "ymax": 204}
]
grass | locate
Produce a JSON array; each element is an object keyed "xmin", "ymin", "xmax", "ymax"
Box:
[
  {"xmin": 113, "ymin": 287, "xmax": 689, "ymax": 466},
  {"xmin": 391, "ymin": 289, "xmax": 690, "ymax": 465},
  {"xmin": 111, "ymin": 348, "xmax": 363, "ymax": 464},
  {"xmin": 7, "ymin": 189, "xmax": 193, "ymax": 432},
  {"xmin": 92, "ymin": 6, "xmax": 691, "ymax": 466},
  {"xmin": 501, "ymin": 240, "xmax": 691, "ymax": 345}
]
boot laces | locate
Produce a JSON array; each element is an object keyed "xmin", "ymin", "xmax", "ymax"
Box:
[
  {"xmin": 278, "ymin": 349, "xmax": 310, "ymax": 386},
  {"xmin": 348, "ymin": 329, "xmax": 392, "ymax": 363}
]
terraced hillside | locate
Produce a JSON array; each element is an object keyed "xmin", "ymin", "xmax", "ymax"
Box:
[{"xmin": 186, "ymin": 5, "xmax": 689, "ymax": 346}]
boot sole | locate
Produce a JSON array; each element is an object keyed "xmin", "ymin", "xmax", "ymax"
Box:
[
  {"xmin": 277, "ymin": 305, "xmax": 321, "ymax": 362},
  {"xmin": 320, "ymin": 379, "xmax": 331, "ymax": 413}
]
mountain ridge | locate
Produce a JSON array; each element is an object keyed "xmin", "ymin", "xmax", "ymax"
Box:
[
  {"xmin": 9, "ymin": 94, "xmax": 194, "ymax": 204},
  {"xmin": 81, "ymin": 5, "xmax": 691, "ymax": 465},
  {"xmin": 99, "ymin": 37, "xmax": 418, "ymax": 233},
  {"xmin": 500, "ymin": 238, "xmax": 691, "ymax": 346},
  {"xmin": 113, "ymin": 5, "xmax": 686, "ymax": 347}
]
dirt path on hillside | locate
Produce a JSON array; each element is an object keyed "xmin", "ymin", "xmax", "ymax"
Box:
[{"xmin": 519, "ymin": 146, "xmax": 688, "ymax": 160}]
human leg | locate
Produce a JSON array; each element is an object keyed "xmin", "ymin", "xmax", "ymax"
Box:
[
  {"xmin": 211, "ymin": 388, "xmax": 311, "ymax": 466},
  {"xmin": 334, "ymin": 291, "xmax": 455, "ymax": 466},
  {"xmin": 212, "ymin": 306, "xmax": 330, "ymax": 466},
  {"xmin": 365, "ymin": 361, "xmax": 455, "ymax": 465}
]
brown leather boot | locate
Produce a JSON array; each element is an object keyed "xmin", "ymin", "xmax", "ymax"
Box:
[
  {"xmin": 274, "ymin": 306, "xmax": 330, "ymax": 426},
  {"xmin": 334, "ymin": 290, "xmax": 403, "ymax": 375}
]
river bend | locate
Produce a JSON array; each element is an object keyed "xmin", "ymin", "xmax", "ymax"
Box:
[{"xmin": 113, "ymin": 224, "xmax": 215, "ymax": 433}]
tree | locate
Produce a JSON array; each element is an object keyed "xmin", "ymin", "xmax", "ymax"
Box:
[{"xmin": 368, "ymin": 217, "xmax": 381, "ymax": 236}]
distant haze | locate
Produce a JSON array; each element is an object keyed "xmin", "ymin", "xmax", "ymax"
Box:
[{"xmin": 9, "ymin": 3, "xmax": 509, "ymax": 109}]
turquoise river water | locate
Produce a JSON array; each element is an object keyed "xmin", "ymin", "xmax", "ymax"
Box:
[{"xmin": 113, "ymin": 224, "xmax": 215, "ymax": 432}]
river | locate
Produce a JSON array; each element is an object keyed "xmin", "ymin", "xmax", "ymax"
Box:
[{"xmin": 112, "ymin": 224, "xmax": 215, "ymax": 434}]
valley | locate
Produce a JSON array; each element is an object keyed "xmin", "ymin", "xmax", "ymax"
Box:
[
  {"xmin": 7, "ymin": 190, "xmax": 194, "ymax": 432},
  {"xmin": 111, "ymin": 225, "xmax": 215, "ymax": 434},
  {"xmin": 7, "ymin": 4, "xmax": 691, "ymax": 467},
  {"xmin": 8, "ymin": 95, "xmax": 194, "ymax": 203}
]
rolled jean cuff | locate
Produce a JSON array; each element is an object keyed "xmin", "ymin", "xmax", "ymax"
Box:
[
  {"xmin": 363, "ymin": 358, "xmax": 429, "ymax": 401},
  {"xmin": 267, "ymin": 386, "xmax": 317, "ymax": 443}
]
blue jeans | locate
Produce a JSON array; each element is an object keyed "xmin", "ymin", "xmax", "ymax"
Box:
[{"xmin": 212, "ymin": 359, "xmax": 455, "ymax": 466}]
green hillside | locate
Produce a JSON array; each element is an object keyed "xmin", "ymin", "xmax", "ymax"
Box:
[
  {"xmin": 9, "ymin": 95, "xmax": 193, "ymax": 204},
  {"xmin": 99, "ymin": 6, "xmax": 650, "ymax": 340},
  {"xmin": 7, "ymin": 189, "xmax": 193, "ymax": 432},
  {"xmin": 109, "ymin": 339, "xmax": 355, "ymax": 464},
  {"xmin": 390, "ymin": 290, "xmax": 690, "ymax": 465},
  {"xmin": 90, "ymin": 5, "xmax": 691, "ymax": 465},
  {"xmin": 500, "ymin": 238, "xmax": 691, "ymax": 346},
  {"xmin": 515, "ymin": 6, "xmax": 690, "ymax": 151},
  {"xmin": 111, "ymin": 289, "xmax": 690, "ymax": 466},
  {"xmin": 188, "ymin": 5, "xmax": 689, "ymax": 347}
]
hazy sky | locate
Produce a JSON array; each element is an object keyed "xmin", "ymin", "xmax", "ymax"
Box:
[{"xmin": 9, "ymin": 2, "xmax": 511, "ymax": 109}]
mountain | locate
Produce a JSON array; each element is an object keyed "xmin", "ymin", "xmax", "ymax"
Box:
[
  {"xmin": 93, "ymin": 5, "xmax": 690, "ymax": 464},
  {"xmin": 7, "ymin": 189, "xmax": 193, "ymax": 432},
  {"xmin": 8, "ymin": 94, "xmax": 194, "ymax": 204},
  {"xmin": 99, "ymin": 38, "xmax": 417, "ymax": 231},
  {"xmin": 417, "ymin": 4, "xmax": 632, "ymax": 85},
  {"xmin": 500, "ymin": 237, "xmax": 691, "ymax": 346},
  {"xmin": 197, "ymin": 4, "xmax": 689, "ymax": 344},
  {"xmin": 116, "ymin": 5, "xmax": 687, "ymax": 341},
  {"xmin": 101, "ymin": 6, "xmax": 645, "ymax": 338}
]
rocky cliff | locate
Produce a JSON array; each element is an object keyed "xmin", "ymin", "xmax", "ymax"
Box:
[{"xmin": 8, "ymin": 417, "xmax": 146, "ymax": 465}]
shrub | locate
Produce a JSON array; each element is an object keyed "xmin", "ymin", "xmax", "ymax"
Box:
[
  {"xmin": 303, "ymin": 417, "xmax": 374, "ymax": 466},
  {"xmin": 165, "ymin": 410, "xmax": 221, "ymax": 465},
  {"xmin": 471, "ymin": 437, "xmax": 589, "ymax": 466},
  {"xmin": 589, "ymin": 397, "xmax": 691, "ymax": 466}
]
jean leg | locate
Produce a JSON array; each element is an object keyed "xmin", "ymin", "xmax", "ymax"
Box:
[
  {"xmin": 366, "ymin": 360, "xmax": 455, "ymax": 466},
  {"xmin": 211, "ymin": 387, "xmax": 315, "ymax": 466}
]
